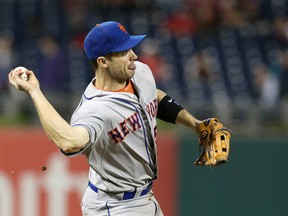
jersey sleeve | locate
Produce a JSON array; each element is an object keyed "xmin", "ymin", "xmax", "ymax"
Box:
[
  {"xmin": 66, "ymin": 102, "xmax": 104, "ymax": 156},
  {"xmin": 133, "ymin": 61, "xmax": 157, "ymax": 89},
  {"xmin": 71, "ymin": 102, "xmax": 104, "ymax": 143}
]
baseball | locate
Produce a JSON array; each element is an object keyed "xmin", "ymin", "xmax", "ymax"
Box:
[{"xmin": 14, "ymin": 66, "xmax": 28, "ymax": 81}]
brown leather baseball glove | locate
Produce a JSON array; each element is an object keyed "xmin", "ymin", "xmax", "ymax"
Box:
[{"xmin": 194, "ymin": 118, "xmax": 231, "ymax": 166}]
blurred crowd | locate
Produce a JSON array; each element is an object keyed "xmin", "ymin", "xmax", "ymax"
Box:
[{"xmin": 0, "ymin": 0, "xmax": 288, "ymax": 133}]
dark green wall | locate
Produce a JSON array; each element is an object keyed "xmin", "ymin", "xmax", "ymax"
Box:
[{"xmin": 179, "ymin": 135, "xmax": 288, "ymax": 216}]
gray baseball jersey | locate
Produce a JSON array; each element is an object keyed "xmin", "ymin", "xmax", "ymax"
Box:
[{"xmin": 69, "ymin": 61, "xmax": 158, "ymax": 194}]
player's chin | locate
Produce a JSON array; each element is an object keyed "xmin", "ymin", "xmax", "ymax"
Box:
[{"xmin": 127, "ymin": 69, "xmax": 135, "ymax": 77}]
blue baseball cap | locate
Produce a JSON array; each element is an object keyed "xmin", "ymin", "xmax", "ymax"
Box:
[{"xmin": 84, "ymin": 21, "xmax": 146, "ymax": 60}]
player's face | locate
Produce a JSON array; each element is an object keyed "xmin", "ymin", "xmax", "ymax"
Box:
[{"xmin": 106, "ymin": 49, "xmax": 138, "ymax": 82}]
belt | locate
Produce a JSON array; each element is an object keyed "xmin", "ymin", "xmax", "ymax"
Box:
[{"xmin": 88, "ymin": 181, "xmax": 153, "ymax": 200}]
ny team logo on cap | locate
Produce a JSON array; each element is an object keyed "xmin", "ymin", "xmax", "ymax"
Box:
[
  {"xmin": 118, "ymin": 23, "xmax": 127, "ymax": 34},
  {"xmin": 84, "ymin": 21, "xmax": 146, "ymax": 60}
]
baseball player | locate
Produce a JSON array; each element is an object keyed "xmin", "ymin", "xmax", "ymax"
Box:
[{"xmin": 8, "ymin": 21, "xmax": 202, "ymax": 215}]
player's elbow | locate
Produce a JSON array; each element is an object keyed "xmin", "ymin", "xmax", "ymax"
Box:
[
  {"xmin": 52, "ymin": 127, "xmax": 89, "ymax": 154},
  {"xmin": 60, "ymin": 143, "xmax": 84, "ymax": 154},
  {"xmin": 60, "ymin": 138, "xmax": 89, "ymax": 154}
]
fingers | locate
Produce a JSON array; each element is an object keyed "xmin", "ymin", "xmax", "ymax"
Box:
[
  {"xmin": 8, "ymin": 69, "xmax": 19, "ymax": 89},
  {"xmin": 8, "ymin": 68, "xmax": 34, "ymax": 90}
]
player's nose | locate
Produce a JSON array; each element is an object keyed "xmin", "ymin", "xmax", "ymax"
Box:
[{"xmin": 129, "ymin": 49, "xmax": 137, "ymax": 61}]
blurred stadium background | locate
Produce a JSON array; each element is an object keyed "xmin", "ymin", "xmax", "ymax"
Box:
[{"xmin": 0, "ymin": 0, "xmax": 288, "ymax": 216}]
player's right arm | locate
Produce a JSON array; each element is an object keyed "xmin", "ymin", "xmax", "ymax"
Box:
[
  {"xmin": 8, "ymin": 69, "xmax": 89, "ymax": 154},
  {"xmin": 157, "ymin": 89, "xmax": 201, "ymax": 129}
]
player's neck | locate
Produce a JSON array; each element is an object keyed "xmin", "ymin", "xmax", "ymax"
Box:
[{"xmin": 94, "ymin": 76, "xmax": 128, "ymax": 91}]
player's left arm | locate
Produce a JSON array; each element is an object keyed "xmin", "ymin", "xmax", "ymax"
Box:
[
  {"xmin": 156, "ymin": 89, "xmax": 201, "ymax": 130},
  {"xmin": 157, "ymin": 90, "xmax": 231, "ymax": 166},
  {"xmin": 8, "ymin": 69, "xmax": 89, "ymax": 154}
]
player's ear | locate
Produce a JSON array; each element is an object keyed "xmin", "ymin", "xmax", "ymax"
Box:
[{"xmin": 97, "ymin": 56, "xmax": 108, "ymax": 68}]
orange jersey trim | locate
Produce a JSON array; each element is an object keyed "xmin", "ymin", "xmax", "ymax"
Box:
[
  {"xmin": 95, "ymin": 80, "xmax": 135, "ymax": 94},
  {"xmin": 114, "ymin": 80, "xmax": 134, "ymax": 94}
]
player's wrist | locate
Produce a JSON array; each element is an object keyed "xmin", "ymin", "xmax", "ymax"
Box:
[
  {"xmin": 195, "ymin": 119, "xmax": 202, "ymax": 128},
  {"xmin": 29, "ymin": 87, "xmax": 43, "ymax": 100}
]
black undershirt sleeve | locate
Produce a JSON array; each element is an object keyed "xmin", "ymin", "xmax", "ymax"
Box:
[{"xmin": 157, "ymin": 95, "xmax": 184, "ymax": 124}]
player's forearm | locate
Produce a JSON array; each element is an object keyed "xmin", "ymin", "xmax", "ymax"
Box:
[
  {"xmin": 157, "ymin": 89, "xmax": 201, "ymax": 128},
  {"xmin": 175, "ymin": 109, "xmax": 201, "ymax": 129},
  {"xmin": 29, "ymin": 88, "xmax": 88, "ymax": 153}
]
